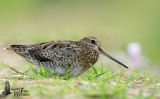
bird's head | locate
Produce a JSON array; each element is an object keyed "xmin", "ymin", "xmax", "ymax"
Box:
[
  {"xmin": 80, "ymin": 36, "xmax": 128, "ymax": 69},
  {"xmin": 80, "ymin": 36, "xmax": 101, "ymax": 51}
]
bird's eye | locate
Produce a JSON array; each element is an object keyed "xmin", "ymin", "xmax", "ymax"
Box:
[{"xmin": 91, "ymin": 40, "xmax": 95, "ymax": 44}]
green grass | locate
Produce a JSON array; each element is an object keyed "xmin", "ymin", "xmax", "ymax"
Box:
[
  {"xmin": 0, "ymin": 64, "xmax": 160, "ymax": 99},
  {"xmin": 0, "ymin": 1, "xmax": 160, "ymax": 99}
]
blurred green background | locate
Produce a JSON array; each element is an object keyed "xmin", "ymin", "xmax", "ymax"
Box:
[{"xmin": 0, "ymin": 0, "xmax": 160, "ymax": 64}]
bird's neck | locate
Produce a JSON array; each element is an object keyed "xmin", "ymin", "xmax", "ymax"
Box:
[{"xmin": 78, "ymin": 41, "xmax": 99, "ymax": 65}]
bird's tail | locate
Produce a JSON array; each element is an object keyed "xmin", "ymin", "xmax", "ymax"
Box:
[
  {"xmin": 5, "ymin": 45, "xmax": 28, "ymax": 51},
  {"xmin": 4, "ymin": 47, "xmax": 13, "ymax": 50},
  {"xmin": 5, "ymin": 45, "xmax": 29, "ymax": 56}
]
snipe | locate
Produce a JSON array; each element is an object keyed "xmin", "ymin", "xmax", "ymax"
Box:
[{"xmin": 6, "ymin": 37, "xmax": 128, "ymax": 77}]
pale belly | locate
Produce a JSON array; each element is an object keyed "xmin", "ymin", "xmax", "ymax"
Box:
[
  {"xmin": 49, "ymin": 67, "xmax": 81, "ymax": 77},
  {"xmin": 49, "ymin": 63, "xmax": 84, "ymax": 77},
  {"xmin": 27, "ymin": 58, "xmax": 89, "ymax": 77}
]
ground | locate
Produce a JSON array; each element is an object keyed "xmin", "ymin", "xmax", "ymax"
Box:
[
  {"xmin": 0, "ymin": 1, "xmax": 160, "ymax": 99},
  {"xmin": 0, "ymin": 46, "xmax": 160, "ymax": 99}
]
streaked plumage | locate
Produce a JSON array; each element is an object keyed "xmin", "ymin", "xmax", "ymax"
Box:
[{"xmin": 7, "ymin": 37, "xmax": 128, "ymax": 77}]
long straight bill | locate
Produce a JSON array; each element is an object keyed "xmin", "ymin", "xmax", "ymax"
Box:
[{"xmin": 100, "ymin": 48, "xmax": 129, "ymax": 69}]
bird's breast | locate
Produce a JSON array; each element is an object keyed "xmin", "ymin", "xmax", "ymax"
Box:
[{"xmin": 80, "ymin": 48, "xmax": 99, "ymax": 65}]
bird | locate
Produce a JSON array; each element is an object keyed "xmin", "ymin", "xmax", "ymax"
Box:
[
  {"xmin": 2, "ymin": 80, "xmax": 12, "ymax": 97},
  {"xmin": 6, "ymin": 36, "xmax": 128, "ymax": 77}
]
